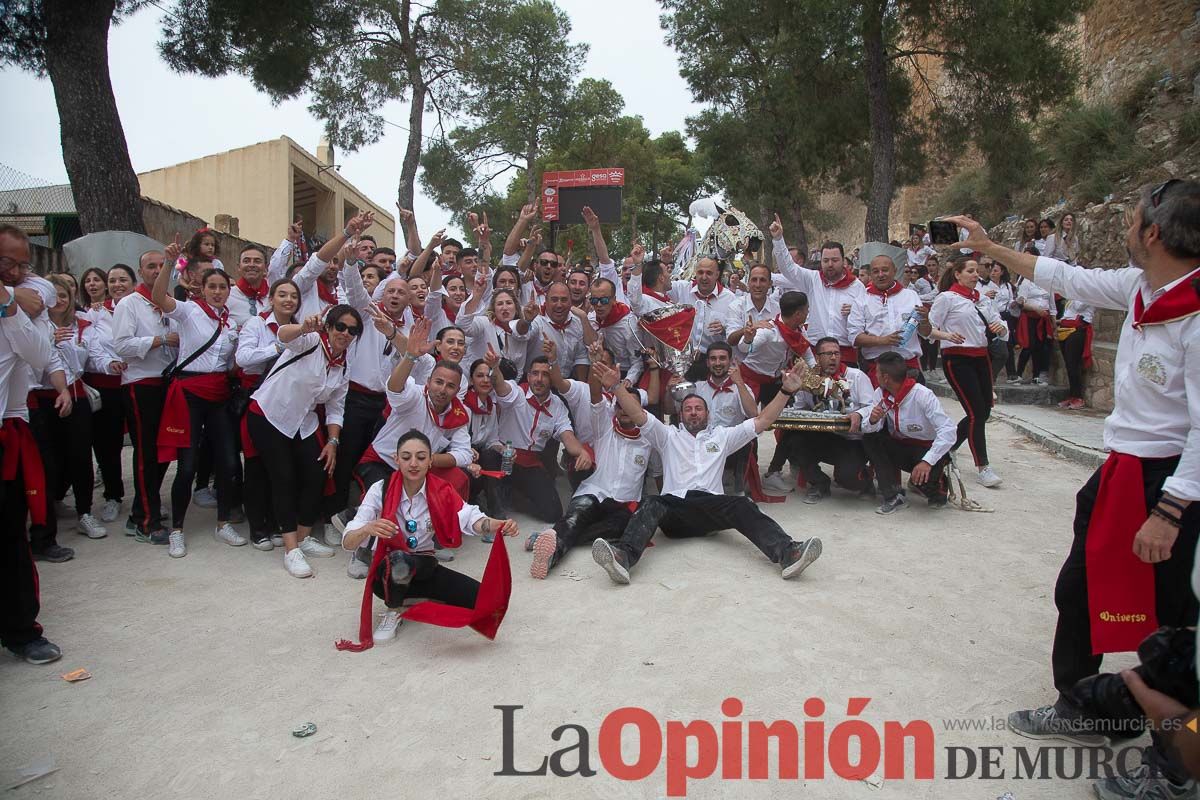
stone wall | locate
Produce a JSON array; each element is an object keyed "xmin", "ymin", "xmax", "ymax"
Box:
[{"xmin": 1080, "ymin": 0, "xmax": 1200, "ymax": 103}]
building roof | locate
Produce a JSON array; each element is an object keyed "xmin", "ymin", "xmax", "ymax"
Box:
[{"xmin": 0, "ymin": 184, "xmax": 76, "ymax": 215}]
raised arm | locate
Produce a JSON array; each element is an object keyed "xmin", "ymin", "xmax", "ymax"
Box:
[
  {"xmin": 387, "ymin": 318, "xmax": 430, "ymax": 393},
  {"xmin": 410, "ymin": 228, "xmax": 445, "ymax": 279},
  {"xmin": 397, "ymin": 206, "xmax": 422, "ymax": 257},
  {"xmin": 729, "ymin": 363, "xmax": 759, "ymax": 419},
  {"xmin": 593, "ymin": 359, "xmax": 645, "ymax": 426},
  {"xmin": 581, "ymin": 206, "xmax": 610, "ymax": 266},
  {"xmin": 504, "ymin": 203, "xmax": 538, "ymax": 258},
  {"xmin": 483, "ymin": 344, "xmax": 512, "ymax": 397},
  {"xmin": 768, "ymin": 213, "xmax": 816, "ymax": 291},
  {"xmin": 152, "ymin": 235, "xmax": 182, "ymax": 313}
]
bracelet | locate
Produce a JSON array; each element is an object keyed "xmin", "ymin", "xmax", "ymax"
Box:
[
  {"xmin": 403, "ymin": 352, "xmax": 420, "ymax": 362},
  {"xmin": 1158, "ymin": 496, "xmax": 1188, "ymax": 515},
  {"xmin": 1150, "ymin": 507, "xmax": 1182, "ymax": 528},
  {"xmin": 390, "ymin": 325, "xmax": 400, "ymax": 340},
  {"xmin": 343, "ymin": 227, "xmax": 352, "ymax": 238},
  {"xmin": 327, "ymin": 437, "xmax": 340, "ymax": 448}
]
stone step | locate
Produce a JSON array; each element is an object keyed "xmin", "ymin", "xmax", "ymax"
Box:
[{"xmin": 925, "ymin": 371, "xmax": 1070, "ymax": 406}]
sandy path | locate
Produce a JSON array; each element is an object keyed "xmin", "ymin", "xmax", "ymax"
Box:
[{"xmin": 0, "ymin": 411, "xmax": 1140, "ymax": 799}]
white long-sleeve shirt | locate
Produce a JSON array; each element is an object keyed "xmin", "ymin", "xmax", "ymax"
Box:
[
  {"xmin": 668, "ymin": 280, "xmax": 737, "ymax": 352},
  {"xmin": 341, "ymin": 262, "xmax": 407, "ymax": 393},
  {"xmin": 250, "ymin": 331, "xmax": 348, "ymax": 439},
  {"xmin": 574, "ymin": 398, "xmax": 652, "ymax": 504},
  {"xmin": 788, "ymin": 365, "xmax": 877, "ymax": 440},
  {"xmin": 0, "ymin": 306, "xmax": 53, "ymax": 421},
  {"xmin": 928, "ymin": 288, "xmax": 1002, "ymax": 353},
  {"xmin": 163, "ymin": 300, "xmax": 238, "ymax": 373},
  {"xmin": 495, "ymin": 384, "xmax": 573, "ymax": 452},
  {"xmin": 860, "ymin": 381, "xmax": 957, "ymax": 465},
  {"xmin": 771, "ymin": 237, "xmax": 866, "ymax": 346},
  {"xmin": 1033, "ymin": 257, "xmax": 1200, "ymax": 501},
  {"xmin": 370, "ymin": 376, "xmax": 473, "ymax": 470},
  {"xmin": 848, "ymin": 285, "xmax": 924, "ymax": 362},
  {"xmin": 723, "ymin": 293, "xmax": 779, "ymax": 333},
  {"xmin": 640, "ymin": 414, "xmax": 758, "ymax": 498},
  {"xmin": 110, "ymin": 288, "xmax": 176, "ymax": 384},
  {"xmin": 235, "ymin": 313, "xmax": 285, "ymax": 375},
  {"xmin": 344, "ymin": 479, "xmax": 486, "ymax": 553}
]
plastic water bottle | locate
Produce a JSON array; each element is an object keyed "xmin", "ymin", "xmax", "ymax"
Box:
[
  {"xmin": 501, "ymin": 441, "xmax": 515, "ymax": 476},
  {"xmin": 898, "ymin": 309, "xmax": 920, "ymax": 347}
]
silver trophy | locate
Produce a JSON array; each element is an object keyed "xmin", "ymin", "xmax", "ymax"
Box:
[{"xmin": 639, "ymin": 303, "xmax": 699, "ymax": 402}]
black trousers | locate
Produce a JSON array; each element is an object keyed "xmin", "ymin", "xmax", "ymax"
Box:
[
  {"xmin": 1060, "ymin": 324, "xmax": 1089, "ymax": 399},
  {"xmin": 371, "ymin": 552, "xmax": 478, "ymax": 609},
  {"xmin": 123, "ymin": 382, "xmax": 166, "ymax": 534},
  {"xmin": 502, "ymin": 463, "xmax": 562, "ymax": 523},
  {"xmin": 861, "ymin": 432, "xmax": 948, "ymax": 502},
  {"xmin": 612, "ymin": 490, "xmax": 794, "ymax": 569},
  {"xmin": 1016, "ymin": 316, "xmax": 1051, "ymax": 377},
  {"xmin": 0, "ymin": 427, "xmax": 45, "ymax": 649},
  {"xmin": 786, "ymin": 431, "xmax": 868, "ymax": 492},
  {"xmin": 1052, "ymin": 456, "xmax": 1200, "ymax": 696},
  {"xmin": 942, "ymin": 353, "xmax": 992, "ymax": 467},
  {"xmin": 329, "ymin": 389, "xmax": 386, "ymax": 517},
  {"xmin": 353, "ymin": 458, "xmax": 394, "ymax": 503},
  {"xmin": 919, "ymin": 336, "xmax": 939, "ymax": 372},
  {"xmin": 468, "ymin": 447, "xmax": 503, "ymax": 516},
  {"xmin": 550, "ymin": 495, "xmax": 634, "ymax": 567},
  {"xmin": 90, "ymin": 383, "xmax": 125, "ymax": 502},
  {"xmin": 27, "ymin": 404, "xmax": 62, "ymax": 551},
  {"xmin": 242, "ymin": 451, "xmax": 277, "ymax": 540},
  {"xmin": 45, "ymin": 396, "xmax": 95, "ymax": 515},
  {"xmin": 247, "ymin": 413, "xmax": 325, "ymax": 533},
  {"xmin": 171, "ymin": 389, "xmax": 237, "ymax": 527},
  {"xmin": 1002, "ymin": 315, "xmax": 1018, "ymax": 377}
]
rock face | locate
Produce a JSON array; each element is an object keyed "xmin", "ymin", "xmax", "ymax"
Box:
[{"xmin": 1080, "ymin": 0, "xmax": 1200, "ymax": 104}]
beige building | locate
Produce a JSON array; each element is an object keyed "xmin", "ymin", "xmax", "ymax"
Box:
[{"xmin": 137, "ymin": 136, "xmax": 395, "ymax": 250}]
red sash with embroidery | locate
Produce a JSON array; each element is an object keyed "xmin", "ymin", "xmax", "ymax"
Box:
[
  {"xmin": 335, "ymin": 472, "xmax": 511, "ymax": 652},
  {"xmin": 0, "ymin": 418, "xmax": 48, "ymax": 525},
  {"xmin": 427, "ymin": 393, "xmax": 470, "ymax": 431},
  {"xmin": 1084, "ymin": 453, "xmax": 1159, "ymax": 654},
  {"xmin": 317, "ymin": 279, "xmax": 339, "ymax": 307},
  {"xmin": 157, "ymin": 373, "xmax": 230, "ymax": 463}
]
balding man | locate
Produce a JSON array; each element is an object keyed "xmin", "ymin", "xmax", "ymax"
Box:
[{"xmin": 848, "ymin": 252, "xmax": 927, "ymax": 386}]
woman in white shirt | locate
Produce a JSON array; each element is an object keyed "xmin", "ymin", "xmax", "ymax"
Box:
[
  {"xmin": 913, "ymin": 261, "xmax": 940, "ymax": 373},
  {"xmin": 83, "ymin": 264, "xmax": 135, "ymax": 523},
  {"xmin": 152, "ymin": 257, "xmax": 243, "ymax": 557},
  {"xmin": 1013, "ymin": 268, "xmax": 1055, "ymax": 384},
  {"xmin": 987, "ymin": 261, "xmax": 1018, "ymax": 381},
  {"xmin": 39, "ymin": 275, "xmax": 111, "ymax": 539},
  {"xmin": 234, "ymin": 278, "xmax": 300, "ymax": 550},
  {"xmin": 1033, "ymin": 218, "xmax": 1054, "ymax": 255},
  {"xmin": 461, "ymin": 287, "xmax": 529, "ymax": 378},
  {"xmin": 247, "ymin": 304, "xmax": 359, "ymax": 578},
  {"xmin": 463, "ymin": 356, "xmax": 503, "ymax": 515},
  {"xmin": 1042, "ymin": 212, "xmax": 1080, "ymax": 264},
  {"xmin": 1056, "ymin": 298, "xmax": 1095, "ymax": 410},
  {"xmin": 338, "ymin": 429, "xmax": 519, "ymax": 646},
  {"xmin": 928, "ymin": 256, "xmax": 1007, "ymax": 488}
]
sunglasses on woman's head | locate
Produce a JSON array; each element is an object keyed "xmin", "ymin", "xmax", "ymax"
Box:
[{"xmin": 331, "ymin": 321, "xmax": 361, "ymax": 336}]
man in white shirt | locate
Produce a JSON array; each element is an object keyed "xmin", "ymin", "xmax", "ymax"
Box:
[
  {"xmin": 860, "ymin": 352, "xmax": 957, "ymax": 514},
  {"xmin": 690, "ymin": 343, "xmax": 758, "ymax": 493},
  {"xmin": 226, "ymin": 244, "xmax": 274, "ymax": 330},
  {"xmin": 515, "ymin": 282, "xmax": 595, "ymax": 379},
  {"xmin": 528, "ymin": 358, "xmax": 656, "ymax": 579},
  {"xmin": 588, "ymin": 277, "xmax": 642, "ymax": 377},
  {"xmin": 723, "ymin": 264, "xmax": 779, "ymax": 340},
  {"xmin": 493, "ymin": 354, "xmax": 592, "ymax": 523},
  {"xmin": 768, "ymin": 214, "xmax": 866, "ymax": 366},
  {"xmin": 849, "ymin": 253, "xmax": 926, "ymax": 383},
  {"xmin": 591, "ymin": 365, "xmax": 823, "ymax": 584},
  {"xmin": 668, "ymin": 257, "xmax": 737, "ymax": 365},
  {"xmin": 0, "ymin": 225, "xmax": 63, "ymax": 665},
  {"xmin": 952, "ymin": 186, "xmax": 1200, "ymax": 800},
  {"xmin": 771, "ymin": 337, "xmax": 876, "ymax": 502},
  {"xmin": 731, "ymin": 289, "xmax": 813, "ymax": 402}
]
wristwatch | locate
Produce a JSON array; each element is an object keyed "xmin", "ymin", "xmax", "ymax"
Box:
[
  {"xmin": 403, "ymin": 352, "xmax": 420, "ymax": 363},
  {"xmin": 327, "ymin": 437, "xmax": 340, "ymax": 447}
]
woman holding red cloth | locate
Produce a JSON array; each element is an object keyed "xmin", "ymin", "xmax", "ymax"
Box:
[
  {"xmin": 151, "ymin": 246, "xmax": 243, "ymax": 558},
  {"xmin": 338, "ymin": 429, "xmax": 519, "ymax": 646},
  {"xmin": 928, "ymin": 256, "xmax": 1008, "ymax": 489}
]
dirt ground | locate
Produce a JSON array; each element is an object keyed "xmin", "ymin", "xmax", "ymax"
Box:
[{"xmin": 1, "ymin": 410, "xmax": 1144, "ymax": 799}]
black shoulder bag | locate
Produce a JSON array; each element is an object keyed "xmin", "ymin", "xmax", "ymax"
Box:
[
  {"xmin": 230, "ymin": 344, "xmax": 319, "ymax": 417},
  {"xmin": 162, "ymin": 320, "xmax": 224, "ymax": 381}
]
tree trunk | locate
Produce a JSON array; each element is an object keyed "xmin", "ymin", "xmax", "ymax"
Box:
[
  {"xmin": 524, "ymin": 137, "xmax": 539, "ymax": 204},
  {"xmin": 41, "ymin": 0, "xmax": 144, "ymax": 234},
  {"xmin": 862, "ymin": 0, "xmax": 895, "ymax": 243},
  {"xmin": 787, "ymin": 200, "xmax": 809, "ymax": 265},
  {"xmin": 397, "ymin": 76, "xmax": 426, "ymax": 210}
]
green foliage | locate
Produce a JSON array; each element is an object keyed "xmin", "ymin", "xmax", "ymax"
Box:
[
  {"xmin": 1178, "ymin": 108, "xmax": 1200, "ymax": 146},
  {"xmin": 0, "ymin": 0, "xmax": 146, "ymax": 75},
  {"xmin": 1043, "ymin": 99, "xmax": 1151, "ymax": 202}
]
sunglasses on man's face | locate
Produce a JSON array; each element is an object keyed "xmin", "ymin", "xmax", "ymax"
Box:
[
  {"xmin": 588, "ymin": 296, "xmax": 612, "ymax": 306},
  {"xmin": 331, "ymin": 321, "xmax": 361, "ymax": 336},
  {"xmin": 537, "ymin": 258, "xmax": 558, "ymax": 267}
]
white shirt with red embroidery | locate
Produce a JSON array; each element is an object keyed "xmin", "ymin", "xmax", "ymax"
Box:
[
  {"xmin": 494, "ymin": 384, "xmax": 573, "ymax": 453},
  {"xmin": 848, "ymin": 284, "xmax": 924, "ymax": 361},
  {"xmin": 370, "ymin": 376, "xmax": 473, "ymax": 470},
  {"xmin": 574, "ymin": 398, "xmax": 652, "ymax": 503}
]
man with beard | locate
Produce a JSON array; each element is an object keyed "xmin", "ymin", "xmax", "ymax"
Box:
[
  {"xmin": 690, "ymin": 343, "xmax": 758, "ymax": 494},
  {"xmin": 588, "ymin": 277, "xmax": 642, "ymax": 378},
  {"xmin": 775, "ymin": 337, "xmax": 876, "ymax": 503},
  {"xmin": 591, "ymin": 364, "xmax": 823, "ymax": 584},
  {"xmin": 567, "ymin": 268, "xmax": 590, "ymax": 311}
]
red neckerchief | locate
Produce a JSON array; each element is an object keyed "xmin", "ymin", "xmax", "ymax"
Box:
[
  {"xmin": 546, "ymin": 314, "xmax": 572, "ymax": 332},
  {"xmin": 425, "ymin": 391, "xmax": 470, "ymax": 431},
  {"xmin": 774, "ymin": 316, "xmax": 811, "ymax": 358},
  {"xmin": 464, "ymin": 388, "xmax": 494, "ymax": 416},
  {"xmin": 235, "ymin": 277, "xmax": 268, "ymax": 302},
  {"xmin": 828, "ymin": 363, "xmax": 848, "ymax": 381},
  {"xmin": 612, "ymin": 417, "xmax": 641, "ymax": 439},
  {"xmin": 642, "ymin": 286, "xmax": 671, "ymax": 304},
  {"xmin": 532, "ymin": 280, "xmax": 550, "ymax": 298},
  {"xmin": 319, "ymin": 332, "xmax": 346, "ymax": 371},
  {"xmin": 492, "ymin": 317, "xmax": 513, "ymax": 334},
  {"xmin": 194, "ymin": 299, "xmax": 231, "ymax": 328},
  {"xmin": 692, "ymin": 282, "xmax": 725, "ymax": 302},
  {"xmin": 73, "ymin": 316, "xmax": 92, "ymax": 344},
  {"xmin": 946, "ymin": 283, "xmax": 980, "ymax": 303},
  {"xmin": 317, "ymin": 279, "xmax": 338, "ymax": 307},
  {"xmin": 410, "ymin": 303, "xmax": 426, "ymax": 319},
  {"xmin": 444, "ymin": 302, "xmax": 458, "ymax": 324},
  {"xmin": 134, "ymin": 283, "xmax": 162, "ymax": 312},
  {"xmin": 103, "ymin": 298, "xmax": 116, "ymax": 313},
  {"xmin": 867, "ymin": 280, "xmax": 904, "ymax": 303},
  {"xmin": 1132, "ymin": 267, "xmax": 1200, "ymax": 329},
  {"xmin": 259, "ymin": 310, "xmax": 281, "ymax": 334},
  {"xmin": 883, "ymin": 377, "xmax": 918, "ymax": 429},
  {"xmin": 707, "ymin": 377, "xmax": 734, "ymax": 394},
  {"xmin": 523, "ymin": 386, "xmax": 554, "ymax": 442},
  {"xmin": 596, "ymin": 301, "xmax": 632, "ymax": 329},
  {"xmin": 824, "ymin": 270, "xmax": 857, "ymax": 290}
]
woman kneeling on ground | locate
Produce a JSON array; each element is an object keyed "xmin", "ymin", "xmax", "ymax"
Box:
[{"xmin": 339, "ymin": 430, "xmax": 519, "ymax": 645}]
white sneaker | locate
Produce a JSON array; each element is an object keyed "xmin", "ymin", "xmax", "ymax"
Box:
[
  {"xmin": 192, "ymin": 487, "xmax": 218, "ymax": 508},
  {"xmin": 270, "ymin": 533, "xmax": 284, "ymax": 547},
  {"xmin": 347, "ymin": 552, "xmax": 369, "ymax": 579},
  {"xmin": 168, "ymin": 530, "xmax": 187, "ymax": 558},
  {"xmin": 214, "ymin": 523, "xmax": 248, "ymax": 547},
  {"xmin": 322, "ymin": 523, "xmax": 343, "ymax": 548},
  {"xmin": 761, "ymin": 471, "xmax": 794, "ymax": 495},
  {"xmin": 77, "ymin": 513, "xmax": 108, "ymax": 539},
  {"xmin": 98, "ymin": 499, "xmax": 120, "ymax": 523},
  {"xmin": 284, "ymin": 548, "xmax": 313, "ymax": 578},
  {"xmin": 299, "ymin": 536, "xmax": 335, "ymax": 558},
  {"xmin": 977, "ymin": 466, "xmax": 1003, "ymax": 488},
  {"xmin": 373, "ymin": 610, "xmax": 402, "ymax": 641}
]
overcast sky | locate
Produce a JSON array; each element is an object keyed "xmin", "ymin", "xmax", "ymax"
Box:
[{"xmin": 0, "ymin": 0, "xmax": 703, "ymax": 244}]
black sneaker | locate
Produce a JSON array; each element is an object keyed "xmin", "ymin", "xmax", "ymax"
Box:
[
  {"xmin": 591, "ymin": 539, "xmax": 631, "ymax": 585},
  {"xmin": 32, "ymin": 544, "xmax": 74, "ymax": 563},
  {"xmin": 148, "ymin": 529, "xmax": 170, "ymax": 546},
  {"xmin": 782, "ymin": 538, "xmax": 822, "ymax": 579},
  {"xmin": 802, "ymin": 485, "xmax": 831, "ymax": 505},
  {"xmin": 876, "ymin": 494, "xmax": 907, "ymax": 515},
  {"xmin": 124, "ymin": 517, "xmax": 138, "ymax": 536},
  {"xmin": 6, "ymin": 637, "xmax": 62, "ymax": 665},
  {"xmin": 1007, "ymin": 705, "xmax": 1108, "ymax": 747}
]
